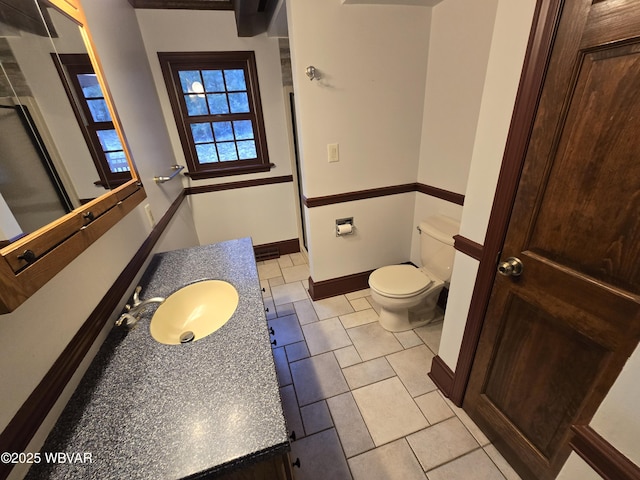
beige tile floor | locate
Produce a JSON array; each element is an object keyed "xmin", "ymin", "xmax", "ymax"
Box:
[{"xmin": 259, "ymin": 254, "xmax": 522, "ymax": 480}]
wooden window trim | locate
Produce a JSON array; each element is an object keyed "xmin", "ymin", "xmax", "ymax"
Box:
[
  {"xmin": 52, "ymin": 53, "xmax": 130, "ymax": 188},
  {"xmin": 158, "ymin": 51, "xmax": 271, "ymax": 179}
]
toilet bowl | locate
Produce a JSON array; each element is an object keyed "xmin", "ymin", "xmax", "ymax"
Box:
[{"xmin": 368, "ymin": 215, "xmax": 460, "ymax": 332}]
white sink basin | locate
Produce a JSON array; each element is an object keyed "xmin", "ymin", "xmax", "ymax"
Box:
[{"xmin": 150, "ymin": 280, "xmax": 239, "ymax": 345}]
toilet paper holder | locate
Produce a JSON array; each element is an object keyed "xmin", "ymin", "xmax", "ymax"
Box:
[{"xmin": 336, "ymin": 217, "xmax": 355, "ymax": 236}]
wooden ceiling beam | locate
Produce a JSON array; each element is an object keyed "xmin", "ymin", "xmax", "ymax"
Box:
[{"xmin": 127, "ymin": 0, "xmax": 233, "ymax": 10}]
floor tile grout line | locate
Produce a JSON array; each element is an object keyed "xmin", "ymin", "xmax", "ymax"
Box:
[
  {"xmin": 400, "ymin": 437, "xmax": 430, "ymax": 480},
  {"xmin": 383, "ymin": 346, "xmax": 440, "ymax": 404},
  {"xmin": 275, "ymin": 256, "xmax": 498, "ymax": 479},
  {"xmin": 280, "ymin": 267, "xmax": 510, "ymax": 479},
  {"xmin": 291, "ymin": 364, "xmax": 434, "ymax": 465},
  {"xmin": 287, "ymin": 375, "xmax": 307, "ymax": 440},
  {"xmin": 291, "ymin": 397, "xmax": 357, "ymax": 477},
  {"xmin": 481, "ymin": 444, "xmax": 515, "ymax": 480},
  {"xmin": 419, "ymin": 445, "xmax": 488, "ymax": 476},
  {"xmin": 289, "ymin": 355, "xmax": 387, "ymax": 463},
  {"xmin": 343, "ymin": 438, "xmax": 429, "ymax": 480},
  {"xmin": 322, "ymin": 391, "xmax": 372, "ymax": 473},
  {"xmin": 437, "ymin": 390, "xmax": 492, "ymax": 448}
]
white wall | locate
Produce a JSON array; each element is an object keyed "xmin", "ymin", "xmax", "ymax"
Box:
[
  {"xmin": 286, "ymin": 0, "xmax": 431, "ymax": 281},
  {"xmin": 416, "ymin": 0, "xmax": 499, "ymax": 194},
  {"xmin": 436, "ymin": 0, "xmax": 536, "ymax": 370},
  {"xmin": 557, "ymin": 345, "xmax": 640, "ymax": 479},
  {"xmin": 556, "ymin": 453, "xmax": 602, "ymax": 480},
  {"xmin": 288, "ymin": 2, "xmax": 430, "ymax": 197},
  {"xmin": 307, "ymin": 194, "xmax": 417, "ymax": 281},
  {"xmin": 410, "ymin": 0, "xmax": 499, "ymax": 266},
  {"xmin": 187, "ymin": 183, "xmax": 298, "ymax": 246},
  {"xmin": 134, "ymin": 9, "xmax": 298, "ymax": 246},
  {"xmin": 589, "ymin": 345, "xmax": 640, "ymax": 464},
  {"xmin": 288, "ymin": 0, "xmax": 501, "ymax": 282},
  {"xmin": 155, "ymin": 199, "xmax": 201, "ymax": 254},
  {"xmin": 2, "ymin": 1, "xmax": 198, "ymax": 478},
  {"xmin": 437, "ymin": 251, "xmax": 478, "ymax": 365}
]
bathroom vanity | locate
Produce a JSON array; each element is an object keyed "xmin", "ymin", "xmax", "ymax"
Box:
[{"xmin": 25, "ymin": 238, "xmax": 291, "ymax": 479}]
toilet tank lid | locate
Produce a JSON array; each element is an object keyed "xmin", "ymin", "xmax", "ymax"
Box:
[{"xmin": 419, "ymin": 216, "xmax": 460, "ymax": 245}]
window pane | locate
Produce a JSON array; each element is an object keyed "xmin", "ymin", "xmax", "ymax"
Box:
[
  {"xmin": 179, "ymin": 71, "xmax": 202, "ymax": 94},
  {"xmin": 228, "ymin": 92, "xmax": 249, "ymax": 113},
  {"xmin": 202, "ymin": 70, "xmax": 225, "ymax": 92},
  {"xmin": 87, "ymin": 99, "xmax": 112, "ymax": 122},
  {"xmin": 96, "ymin": 129, "xmax": 123, "ymax": 152},
  {"xmin": 213, "ymin": 122, "xmax": 234, "ymax": 141},
  {"xmin": 77, "ymin": 74, "xmax": 102, "ymax": 98},
  {"xmin": 196, "ymin": 144, "xmax": 218, "ymax": 163},
  {"xmin": 105, "ymin": 151, "xmax": 129, "ymax": 173},
  {"xmin": 224, "ymin": 69, "xmax": 246, "ymax": 91},
  {"xmin": 191, "ymin": 122, "xmax": 214, "ymax": 143},
  {"xmin": 185, "ymin": 94, "xmax": 208, "ymax": 116},
  {"xmin": 207, "ymin": 93, "xmax": 229, "ymax": 115},
  {"xmin": 237, "ymin": 140, "xmax": 257, "ymax": 159},
  {"xmin": 217, "ymin": 142, "xmax": 238, "ymax": 161},
  {"xmin": 160, "ymin": 51, "xmax": 270, "ymax": 176},
  {"xmin": 233, "ymin": 120, "xmax": 254, "ymax": 140}
]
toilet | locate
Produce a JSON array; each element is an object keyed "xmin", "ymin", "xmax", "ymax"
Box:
[{"xmin": 368, "ymin": 215, "xmax": 460, "ymax": 332}]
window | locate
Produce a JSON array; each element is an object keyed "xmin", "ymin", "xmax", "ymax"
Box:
[
  {"xmin": 53, "ymin": 54, "xmax": 130, "ymax": 188},
  {"xmin": 158, "ymin": 51, "xmax": 271, "ymax": 179}
]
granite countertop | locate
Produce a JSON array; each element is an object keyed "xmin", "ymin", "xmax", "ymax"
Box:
[{"xmin": 26, "ymin": 238, "xmax": 289, "ymax": 479}]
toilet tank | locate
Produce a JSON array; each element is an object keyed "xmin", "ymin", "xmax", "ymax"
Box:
[{"xmin": 419, "ymin": 215, "xmax": 460, "ymax": 282}]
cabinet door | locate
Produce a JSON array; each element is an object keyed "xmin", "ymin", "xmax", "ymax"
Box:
[{"xmin": 217, "ymin": 453, "xmax": 293, "ymax": 480}]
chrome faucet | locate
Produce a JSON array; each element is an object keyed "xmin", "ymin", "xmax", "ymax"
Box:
[{"xmin": 115, "ymin": 286, "xmax": 165, "ymax": 327}]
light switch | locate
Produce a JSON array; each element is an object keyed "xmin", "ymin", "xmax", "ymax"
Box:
[
  {"xmin": 144, "ymin": 203, "xmax": 156, "ymax": 228},
  {"xmin": 328, "ymin": 143, "xmax": 339, "ymax": 163}
]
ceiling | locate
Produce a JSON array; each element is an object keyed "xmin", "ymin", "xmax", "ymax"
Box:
[
  {"xmin": 342, "ymin": 0, "xmax": 444, "ymax": 4},
  {"xmin": 127, "ymin": 0, "xmax": 281, "ymax": 37},
  {"xmin": 127, "ymin": 0, "xmax": 439, "ymax": 37},
  {"xmin": 127, "ymin": 1, "xmax": 233, "ymax": 10},
  {"xmin": 0, "ymin": 0, "xmax": 57, "ymax": 37}
]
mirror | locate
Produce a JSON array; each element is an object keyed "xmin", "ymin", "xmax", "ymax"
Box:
[
  {"xmin": 0, "ymin": 0, "xmax": 132, "ymax": 243},
  {"xmin": 0, "ymin": 0, "xmax": 145, "ymax": 313}
]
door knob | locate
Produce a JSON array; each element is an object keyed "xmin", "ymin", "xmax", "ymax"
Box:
[{"xmin": 498, "ymin": 257, "xmax": 524, "ymax": 277}]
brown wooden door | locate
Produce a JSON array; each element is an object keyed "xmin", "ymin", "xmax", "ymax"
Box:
[{"xmin": 463, "ymin": 1, "xmax": 640, "ymax": 479}]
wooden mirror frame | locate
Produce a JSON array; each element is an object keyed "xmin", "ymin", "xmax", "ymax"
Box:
[{"xmin": 0, "ymin": 0, "xmax": 146, "ymax": 314}]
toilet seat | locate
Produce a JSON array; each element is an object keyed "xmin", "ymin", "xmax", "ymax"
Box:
[{"xmin": 369, "ymin": 265, "xmax": 433, "ymax": 298}]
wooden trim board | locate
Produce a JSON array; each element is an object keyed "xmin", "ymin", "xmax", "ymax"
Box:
[
  {"xmin": 303, "ymin": 182, "xmax": 464, "ymax": 208},
  {"xmin": 570, "ymin": 425, "xmax": 640, "ymax": 480},
  {"xmin": 308, "ymin": 270, "xmax": 373, "ymax": 301}
]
